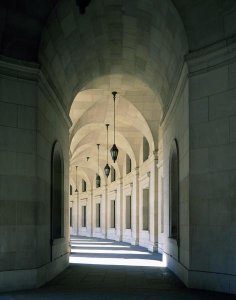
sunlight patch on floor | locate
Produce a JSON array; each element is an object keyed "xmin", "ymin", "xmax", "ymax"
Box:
[
  {"xmin": 71, "ymin": 249, "xmax": 150, "ymax": 255},
  {"xmin": 71, "ymin": 239, "xmax": 94, "ymax": 242},
  {"xmin": 70, "ymin": 237, "xmax": 167, "ymax": 268},
  {"xmin": 71, "ymin": 243, "xmax": 131, "ymax": 248},
  {"xmin": 69, "ymin": 256, "xmax": 167, "ymax": 267},
  {"xmin": 71, "ymin": 241, "xmax": 114, "ymax": 244}
]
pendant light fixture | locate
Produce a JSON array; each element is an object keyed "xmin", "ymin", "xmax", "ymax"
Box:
[
  {"xmin": 75, "ymin": 165, "xmax": 78, "ymax": 193},
  {"xmin": 104, "ymin": 124, "xmax": 111, "ymax": 177},
  {"xmin": 96, "ymin": 144, "xmax": 101, "ymax": 187},
  {"xmin": 110, "ymin": 91, "xmax": 119, "ymax": 163}
]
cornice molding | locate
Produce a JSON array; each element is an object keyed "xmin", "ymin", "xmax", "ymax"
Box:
[
  {"xmin": 186, "ymin": 35, "xmax": 236, "ymax": 76},
  {"xmin": 0, "ymin": 57, "xmax": 39, "ymax": 81},
  {"xmin": 0, "ymin": 57, "xmax": 72, "ymax": 129}
]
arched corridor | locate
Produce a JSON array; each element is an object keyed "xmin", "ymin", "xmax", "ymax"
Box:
[
  {"xmin": 0, "ymin": 0, "xmax": 236, "ymax": 297},
  {"xmin": 1, "ymin": 236, "xmax": 235, "ymax": 300}
]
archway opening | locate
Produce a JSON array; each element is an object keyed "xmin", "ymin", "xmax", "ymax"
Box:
[{"xmin": 40, "ymin": 0, "xmax": 188, "ymax": 271}]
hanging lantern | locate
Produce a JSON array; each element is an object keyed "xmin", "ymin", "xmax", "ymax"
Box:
[
  {"xmin": 110, "ymin": 144, "xmax": 119, "ymax": 163},
  {"xmin": 104, "ymin": 124, "xmax": 111, "ymax": 177},
  {"xmin": 104, "ymin": 163, "xmax": 110, "ymax": 177},
  {"xmin": 110, "ymin": 91, "xmax": 119, "ymax": 163}
]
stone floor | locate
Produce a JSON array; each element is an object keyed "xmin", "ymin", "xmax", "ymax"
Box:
[{"xmin": 1, "ymin": 236, "xmax": 235, "ymax": 299}]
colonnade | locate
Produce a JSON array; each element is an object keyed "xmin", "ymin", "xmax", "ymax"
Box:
[{"xmin": 70, "ymin": 152, "xmax": 159, "ymax": 251}]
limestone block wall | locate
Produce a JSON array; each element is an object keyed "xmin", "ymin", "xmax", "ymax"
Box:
[
  {"xmin": 0, "ymin": 62, "xmax": 38, "ymax": 275},
  {"xmin": 159, "ymin": 63, "xmax": 190, "ymax": 282},
  {"xmin": 37, "ymin": 75, "xmax": 70, "ymax": 265},
  {"xmin": 188, "ymin": 39, "xmax": 236, "ymax": 294},
  {"xmin": 0, "ymin": 59, "xmax": 70, "ymax": 292}
]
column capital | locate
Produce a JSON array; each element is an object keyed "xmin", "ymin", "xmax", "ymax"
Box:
[
  {"xmin": 115, "ymin": 177, "xmax": 123, "ymax": 185},
  {"xmin": 133, "ymin": 166, "xmax": 139, "ymax": 176},
  {"xmin": 153, "ymin": 148, "xmax": 159, "ymax": 160}
]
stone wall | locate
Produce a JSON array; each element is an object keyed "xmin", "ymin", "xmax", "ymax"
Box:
[
  {"xmin": 0, "ymin": 59, "xmax": 70, "ymax": 292},
  {"xmin": 188, "ymin": 39, "xmax": 236, "ymax": 294},
  {"xmin": 0, "ymin": 62, "xmax": 38, "ymax": 274},
  {"xmin": 158, "ymin": 63, "xmax": 190, "ymax": 283}
]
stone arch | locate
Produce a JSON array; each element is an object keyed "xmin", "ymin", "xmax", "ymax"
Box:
[
  {"xmin": 40, "ymin": 0, "xmax": 188, "ymax": 113},
  {"xmin": 40, "ymin": 0, "xmax": 188, "ymax": 190}
]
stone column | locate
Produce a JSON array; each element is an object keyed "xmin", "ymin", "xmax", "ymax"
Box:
[
  {"xmin": 90, "ymin": 189, "xmax": 93, "ymax": 237},
  {"xmin": 99, "ymin": 186, "xmax": 106, "ymax": 238},
  {"xmin": 131, "ymin": 167, "xmax": 139, "ymax": 245},
  {"xmin": 76, "ymin": 191, "xmax": 80, "ymax": 235},
  {"xmin": 149, "ymin": 150, "xmax": 159, "ymax": 251},
  {"xmin": 104, "ymin": 185, "xmax": 108, "ymax": 238},
  {"xmin": 71, "ymin": 193, "xmax": 78, "ymax": 235},
  {"xmin": 117, "ymin": 178, "xmax": 123, "ymax": 241}
]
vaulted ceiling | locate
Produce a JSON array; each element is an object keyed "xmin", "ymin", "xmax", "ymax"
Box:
[
  {"xmin": 0, "ymin": 0, "xmax": 236, "ymax": 62},
  {"xmin": 1, "ymin": 0, "xmax": 236, "ymax": 187}
]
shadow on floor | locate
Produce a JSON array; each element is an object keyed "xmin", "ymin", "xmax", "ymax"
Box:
[{"xmin": 1, "ymin": 236, "xmax": 235, "ymax": 300}]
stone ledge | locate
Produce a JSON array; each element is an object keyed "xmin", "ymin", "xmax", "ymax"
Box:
[
  {"xmin": 0, "ymin": 57, "xmax": 72, "ymax": 129},
  {"xmin": 186, "ymin": 35, "xmax": 236, "ymax": 75}
]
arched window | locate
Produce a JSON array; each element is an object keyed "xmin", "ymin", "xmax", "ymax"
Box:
[
  {"xmin": 169, "ymin": 139, "xmax": 179, "ymax": 241},
  {"xmin": 51, "ymin": 141, "xmax": 64, "ymax": 240},
  {"xmin": 82, "ymin": 179, "xmax": 87, "ymax": 192},
  {"xmin": 96, "ymin": 173, "xmax": 101, "ymax": 188},
  {"xmin": 126, "ymin": 195, "xmax": 131, "ymax": 229},
  {"xmin": 143, "ymin": 188, "xmax": 149, "ymax": 230},
  {"xmin": 143, "ymin": 137, "xmax": 149, "ymax": 162},
  {"xmin": 126, "ymin": 154, "xmax": 132, "ymax": 174},
  {"xmin": 111, "ymin": 166, "xmax": 116, "ymax": 182},
  {"xmin": 110, "ymin": 200, "xmax": 116, "ymax": 228},
  {"xmin": 70, "ymin": 184, "xmax": 73, "ymax": 195},
  {"xmin": 70, "ymin": 207, "xmax": 73, "ymax": 227},
  {"xmin": 96, "ymin": 203, "xmax": 101, "ymax": 228}
]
